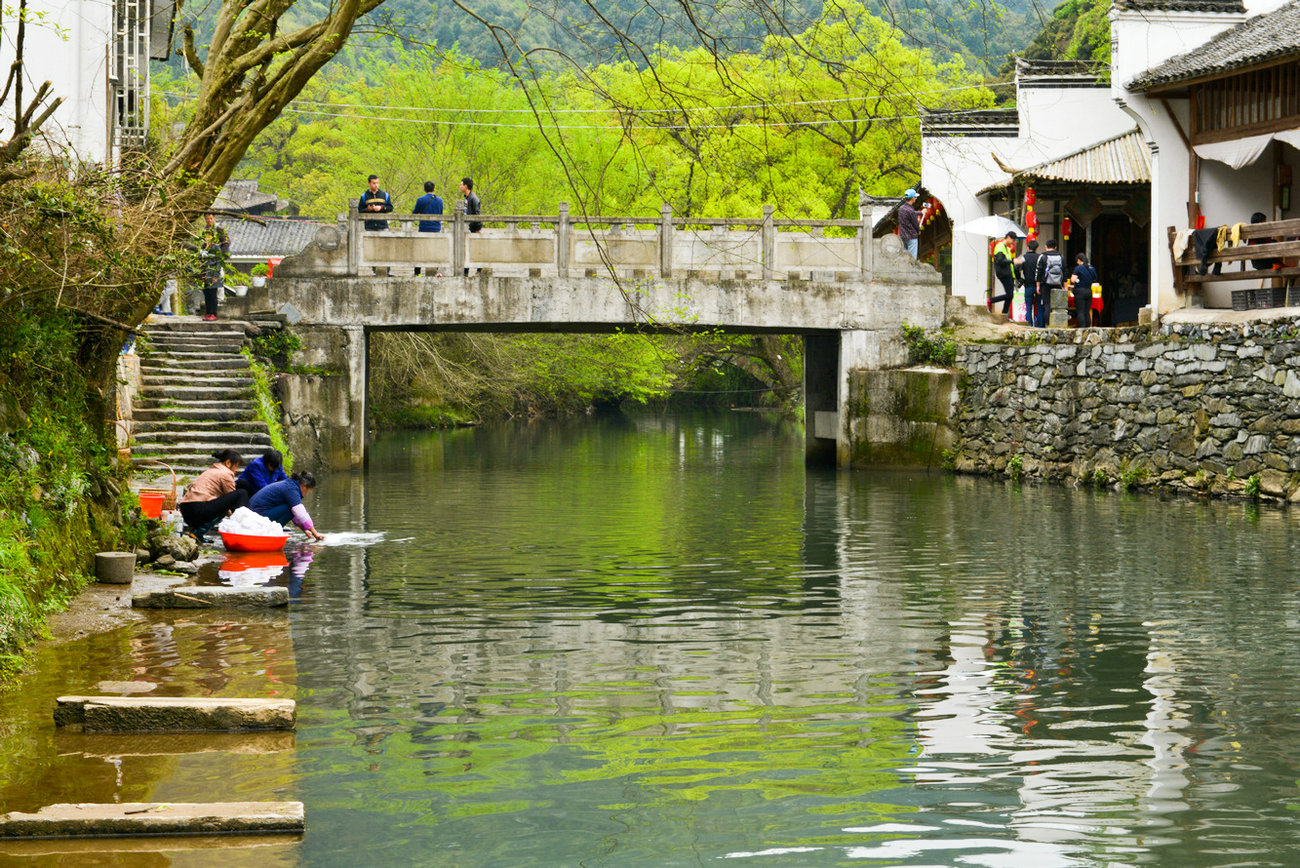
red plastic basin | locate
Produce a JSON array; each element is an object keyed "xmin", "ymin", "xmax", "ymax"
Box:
[{"xmin": 220, "ymin": 531, "xmax": 290, "ymax": 552}]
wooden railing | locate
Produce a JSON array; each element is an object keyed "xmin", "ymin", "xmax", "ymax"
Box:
[
  {"xmin": 1169, "ymin": 218, "xmax": 1300, "ymax": 294},
  {"xmin": 345, "ymin": 201, "xmax": 876, "ymax": 280}
]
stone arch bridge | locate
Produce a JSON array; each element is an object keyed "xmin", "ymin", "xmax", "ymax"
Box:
[{"xmin": 264, "ymin": 204, "xmax": 944, "ymax": 468}]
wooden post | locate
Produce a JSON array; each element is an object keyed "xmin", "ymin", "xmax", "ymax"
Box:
[
  {"xmin": 346, "ymin": 202, "xmax": 360, "ymax": 276},
  {"xmin": 1168, "ymin": 225, "xmax": 1185, "ymax": 296},
  {"xmin": 660, "ymin": 203, "xmax": 674, "ymax": 277},
  {"xmin": 452, "ymin": 200, "xmax": 466, "ymax": 275},
  {"xmin": 761, "ymin": 205, "xmax": 774, "ymax": 280},
  {"xmin": 557, "ymin": 202, "xmax": 570, "ymax": 278},
  {"xmin": 858, "ymin": 199, "xmax": 874, "ymax": 280}
]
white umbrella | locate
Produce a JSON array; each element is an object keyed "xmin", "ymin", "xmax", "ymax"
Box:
[{"xmin": 956, "ymin": 215, "xmax": 1026, "ymax": 238}]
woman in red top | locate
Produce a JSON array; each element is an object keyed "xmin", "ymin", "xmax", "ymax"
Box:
[{"xmin": 179, "ymin": 449, "xmax": 249, "ymax": 539}]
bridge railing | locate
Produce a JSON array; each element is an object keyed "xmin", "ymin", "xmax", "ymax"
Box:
[{"xmin": 346, "ymin": 201, "xmax": 875, "ymax": 280}]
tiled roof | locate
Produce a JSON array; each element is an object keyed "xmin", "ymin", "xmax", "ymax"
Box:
[
  {"xmin": 218, "ymin": 217, "xmax": 332, "ymax": 259},
  {"xmin": 977, "ymin": 129, "xmax": 1150, "ymax": 193},
  {"xmin": 1127, "ymin": 0, "xmax": 1299, "ymax": 91},
  {"xmin": 1015, "ymin": 57, "xmax": 1107, "ymax": 87},
  {"xmin": 1113, "ymin": 0, "xmax": 1244, "ymax": 12},
  {"xmin": 921, "ymin": 109, "xmax": 1019, "ymax": 138}
]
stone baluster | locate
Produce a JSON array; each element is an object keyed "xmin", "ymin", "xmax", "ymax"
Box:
[
  {"xmin": 660, "ymin": 203, "xmax": 673, "ymax": 278},
  {"xmin": 452, "ymin": 200, "xmax": 466, "ymax": 275},
  {"xmin": 557, "ymin": 202, "xmax": 570, "ymax": 278},
  {"xmin": 762, "ymin": 205, "xmax": 775, "ymax": 280}
]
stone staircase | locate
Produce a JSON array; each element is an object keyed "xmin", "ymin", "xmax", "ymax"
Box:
[{"xmin": 131, "ymin": 317, "xmax": 274, "ymax": 481}]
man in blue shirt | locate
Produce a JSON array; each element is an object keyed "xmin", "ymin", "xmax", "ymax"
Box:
[{"xmin": 413, "ymin": 181, "xmax": 443, "ymax": 276}]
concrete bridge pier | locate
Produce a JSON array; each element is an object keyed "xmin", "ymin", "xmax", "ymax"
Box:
[
  {"xmin": 804, "ymin": 328, "xmax": 911, "ymax": 466},
  {"xmin": 279, "ymin": 324, "xmax": 369, "ymax": 471}
]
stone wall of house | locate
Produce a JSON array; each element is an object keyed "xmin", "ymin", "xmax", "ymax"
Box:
[{"xmin": 948, "ymin": 318, "xmax": 1300, "ymax": 501}]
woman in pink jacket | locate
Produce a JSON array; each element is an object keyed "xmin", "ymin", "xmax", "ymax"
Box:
[{"xmin": 179, "ymin": 449, "xmax": 249, "ymax": 540}]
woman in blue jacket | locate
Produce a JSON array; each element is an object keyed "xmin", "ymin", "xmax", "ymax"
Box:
[
  {"xmin": 249, "ymin": 472, "xmax": 326, "ymax": 541},
  {"xmin": 236, "ymin": 449, "xmax": 287, "ymax": 496}
]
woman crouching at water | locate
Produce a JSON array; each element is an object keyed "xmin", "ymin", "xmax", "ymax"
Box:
[
  {"xmin": 249, "ymin": 472, "xmax": 326, "ymax": 542},
  {"xmin": 179, "ymin": 449, "xmax": 249, "ymax": 540}
]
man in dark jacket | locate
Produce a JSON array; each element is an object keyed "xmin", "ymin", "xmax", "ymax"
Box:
[
  {"xmin": 413, "ymin": 181, "xmax": 444, "ymax": 276},
  {"xmin": 1017, "ymin": 239, "xmax": 1042, "ymax": 327},
  {"xmin": 989, "ymin": 231, "xmax": 1017, "ymax": 316},
  {"xmin": 359, "ymin": 174, "xmax": 393, "ymax": 231},
  {"xmin": 1035, "ymin": 239, "xmax": 1067, "ymax": 328},
  {"xmin": 460, "ymin": 177, "xmax": 482, "ymax": 233}
]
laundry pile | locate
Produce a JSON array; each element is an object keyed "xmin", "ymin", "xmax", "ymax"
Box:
[{"xmin": 218, "ymin": 507, "xmax": 288, "ymax": 537}]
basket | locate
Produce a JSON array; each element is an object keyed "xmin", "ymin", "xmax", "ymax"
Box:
[
  {"xmin": 1232, "ymin": 289, "xmax": 1252, "ymax": 311},
  {"xmin": 115, "ymin": 420, "xmax": 131, "ymax": 463},
  {"xmin": 134, "ymin": 459, "xmax": 178, "ymax": 511}
]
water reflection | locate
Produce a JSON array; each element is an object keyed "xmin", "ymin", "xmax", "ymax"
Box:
[{"xmin": 6, "ymin": 413, "xmax": 1300, "ymax": 866}]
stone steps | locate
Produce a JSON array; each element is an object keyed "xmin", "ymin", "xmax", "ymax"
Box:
[
  {"xmin": 140, "ymin": 358, "xmax": 250, "ymax": 372},
  {"xmin": 140, "ymin": 374, "xmax": 254, "ymax": 390},
  {"xmin": 132, "ymin": 318, "xmax": 270, "ymax": 482},
  {"xmin": 133, "ymin": 419, "xmax": 268, "ymax": 434}
]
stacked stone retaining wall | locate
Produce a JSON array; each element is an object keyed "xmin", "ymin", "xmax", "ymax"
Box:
[{"xmin": 949, "ymin": 318, "xmax": 1300, "ymax": 501}]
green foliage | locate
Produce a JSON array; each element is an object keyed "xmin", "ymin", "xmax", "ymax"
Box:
[
  {"xmin": 1119, "ymin": 463, "xmax": 1146, "ymax": 491},
  {"xmin": 941, "ymin": 448, "xmax": 957, "ymax": 471},
  {"xmin": 241, "ymin": 348, "xmax": 294, "ymax": 472},
  {"xmin": 1245, "ymin": 474, "xmax": 1262, "ymax": 499},
  {"xmin": 901, "ymin": 324, "xmax": 958, "ymax": 367},
  {"xmin": 1016, "ymin": 0, "xmax": 1111, "ymax": 70},
  {"xmin": 250, "ymin": 329, "xmax": 303, "ymax": 370},
  {"xmin": 1007, "ymin": 453, "xmax": 1024, "ymax": 481},
  {"xmin": 250, "ymin": 263, "xmax": 270, "ymax": 277},
  {"xmin": 1092, "ymin": 467, "xmax": 1110, "ymax": 487}
]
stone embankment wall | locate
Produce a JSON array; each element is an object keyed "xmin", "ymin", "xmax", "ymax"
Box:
[{"xmin": 949, "ymin": 318, "xmax": 1300, "ymax": 501}]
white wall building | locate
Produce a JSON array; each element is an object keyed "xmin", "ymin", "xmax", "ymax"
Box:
[
  {"xmin": 922, "ymin": 61, "xmax": 1137, "ymax": 311},
  {"xmin": 1112, "ymin": 0, "xmax": 1300, "ymax": 313},
  {"xmin": 0, "ymin": 0, "xmax": 175, "ymax": 164}
]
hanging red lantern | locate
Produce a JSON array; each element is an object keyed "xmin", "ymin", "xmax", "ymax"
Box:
[
  {"xmin": 1062, "ymin": 216, "xmax": 1073, "ymax": 241},
  {"xmin": 1024, "ymin": 187, "xmax": 1038, "ymax": 241}
]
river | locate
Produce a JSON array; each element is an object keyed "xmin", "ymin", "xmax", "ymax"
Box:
[{"xmin": 4, "ymin": 411, "xmax": 1300, "ymax": 866}]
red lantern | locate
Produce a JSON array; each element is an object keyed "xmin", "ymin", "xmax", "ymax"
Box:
[
  {"xmin": 1062, "ymin": 216, "xmax": 1073, "ymax": 241},
  {"xmin": 1024, "ymin": 187, "xmax": 1038, "ymax": 241}
]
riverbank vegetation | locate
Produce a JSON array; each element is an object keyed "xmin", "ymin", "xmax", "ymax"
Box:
[{"xmin": 0, "ymin": 162, "xmax": 186, "ymax": 673}]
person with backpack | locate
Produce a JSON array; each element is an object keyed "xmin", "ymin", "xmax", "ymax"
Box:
[
  {"xmin": 989, "ymin": 231, "xmax": 1018, "ymax": 316},
  {"xmin": 1035, "ymin": 238, "xmax": 1066, "ymax": 328},
  {"xmin": 1016, "ymin": 238, "xmax": 1042, "ymax": 327},
  {"xmin": 1071, "ymin": 252, "xmax": 1100, "ymax": 328}
]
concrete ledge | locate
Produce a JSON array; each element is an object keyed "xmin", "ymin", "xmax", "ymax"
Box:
[
  {"xmin": 56, "ymin": 731, "xmax": 295, "ymax": 757},
  {"xmin": 132, "ymin": 585, "xmax": 288, "ymax": 608},
  {"xmin": 0, "ymin": 802, "xmax": 304, "ymax": 838},
  {"xmin": 55, "ymin": 696, "xmax": 296, "ymax": 732}
]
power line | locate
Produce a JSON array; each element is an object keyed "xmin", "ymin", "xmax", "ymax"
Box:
[{"xmin": 157, "ymin": 79, "xmax": 996, "ymax": 116}]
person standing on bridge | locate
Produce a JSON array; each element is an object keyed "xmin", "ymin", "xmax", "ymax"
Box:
[
  {"xmin": 898, "ymin": 189, "xmax": 922, "ymax": 259},
  {"xmin": 413, "ymin": 181, "xmax": 444, "ymax": 276},
  {"xmin": 461, "ymin": 177, "xmax": 482, "ymax": 276},
  {"xmin": 359, "ymin": 174, "xmax": 393, "ymax": 231},
  {"xmin": 460, "ymin": 177, "xmax": 482, "ymax": 234}
]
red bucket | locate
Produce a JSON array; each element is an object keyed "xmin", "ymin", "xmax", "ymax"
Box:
[{"xmin": 138, "ymin": 491, "xmax": 164, "ymax": 519}]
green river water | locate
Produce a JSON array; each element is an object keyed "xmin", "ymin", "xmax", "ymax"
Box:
[{"xmin": 4, "ymin": 411, "xmax": 1300, "ymax": 866}]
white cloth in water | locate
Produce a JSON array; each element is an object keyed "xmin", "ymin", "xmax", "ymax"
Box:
[{"xmin": 218, "ymin": 506, "xmax": 287, "ymax": 537}]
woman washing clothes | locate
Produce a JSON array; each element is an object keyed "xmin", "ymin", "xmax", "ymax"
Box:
[
  {"xmin": 249, "ymin": 472, "xmax": 326, "ymax": 542},
  {"xmin": 179, "ymin": 449, "xmax": 248, "ymax": 541}
]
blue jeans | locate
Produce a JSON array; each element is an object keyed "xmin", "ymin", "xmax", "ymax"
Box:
[{"xmin": 903, "ymin": 238, "xmax": 918, "ymax": 258}]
